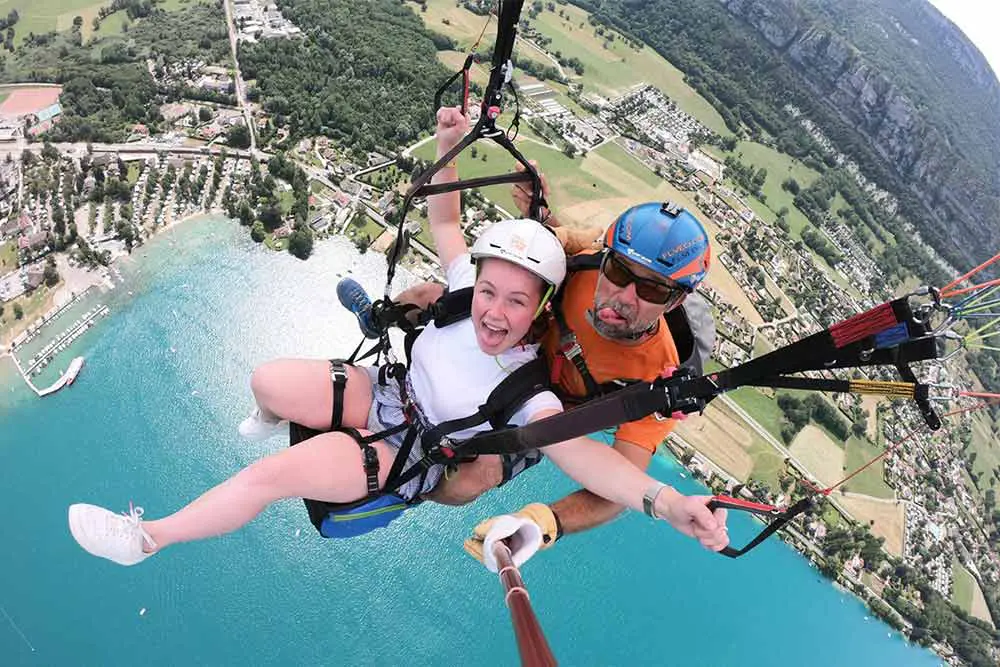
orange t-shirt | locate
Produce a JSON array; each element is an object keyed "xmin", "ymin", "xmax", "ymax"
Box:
[{"xmin": 540, "ymin": 264, "xmax": 680, "ymax": 453}]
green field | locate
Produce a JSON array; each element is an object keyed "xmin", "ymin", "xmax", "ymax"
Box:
[
  {"xmin": 728, "ymin": 387, "xmax": 785, "ymax": 442},
  {"xmin": 0, "ymin": 0, "xmax": 197, "ymax": 46},
  {"xmin": 747, "ymin": 438, "xmax": 785, "ymax": 488},
  {"xmin": 0, "ymin": 0, "xmax": 92, "ymax": 44},
  {"xmin": 527, "ymin": 3, "xmax": 728, "ymax": 134},
  {"xmin": 0, "ymin": 240, "xmax": 16, "ymax": 273},
  {"xmin": 952, "ymin": 557, "xmax": 976, "ymax": 613},
  {"xmin": 592, "ymin": 142, "xmax": 662, "ymax": 188},
  {"xmin": 706, "ymin": 141, "xmax": 822, "ymax": 238},
  {"xmin": 0, "ymin": 284, "xmax": 53, "ymax": 340},
  {"xmin": 968, "ymin": 413, "xmax": 1000, "ymax": 493},
  {"xmin": 345, "ymin": 212, "xmax": 383, "ymax": 246},
  {"xmin": 843, "ymin": 435, "xmax": 894, "ymax": 498},
  {"xmin": 413, "ymin": 134, "xmax": 617, "ymax": 218},
  {"xmin": 415, "ymin": 0, "xmax": 727, "ymax": 135}
]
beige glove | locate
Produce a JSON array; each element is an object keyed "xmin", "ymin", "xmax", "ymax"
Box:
[{"xmin": 463, "ymin": 503, "xmax": 561, "ymax": 567}]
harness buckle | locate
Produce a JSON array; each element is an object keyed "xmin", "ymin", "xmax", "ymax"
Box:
[
  {"xmin": 330, "ymin": 362, "xmax": 349, "ymax": 385},
  {"xmin": 559, "ymin": 334, "xmax": 583, "ymax": 360}
]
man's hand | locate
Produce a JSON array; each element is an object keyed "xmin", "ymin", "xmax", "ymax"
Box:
[
  {"xmin": 436, "ymin": 106, "xmax": 469, "ymax": 159},
  {"xmin": 511, "ymin": 160, "xmax": 553, "ymax": 224},
  {"xmin": 655, "ymin": 487, "xmax": 730, "ymax": 553},
  {"xmin": 463, "ymin": 503, "xmax": 561, "ymax": 569}
]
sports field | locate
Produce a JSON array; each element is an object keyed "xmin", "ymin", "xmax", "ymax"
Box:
[{"xmin": 0, "ymin": 85, "xmax": 61, "ymax": 118}]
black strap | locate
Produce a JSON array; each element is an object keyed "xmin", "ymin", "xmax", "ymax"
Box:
[
  {"xmin": 706, "ymin": 496, "xmax": 814, "ymax": 558},
  {"xmin": 329, "ymin": 359, "xmax": 349, "ymax": 429},
  {"xmin": 419, "ymin": 286, "xmax": 474, "ymax": 329}
]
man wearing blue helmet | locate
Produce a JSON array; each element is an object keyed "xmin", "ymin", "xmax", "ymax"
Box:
[{"xmin": 457, "ymin": 194, "xmax": 715, "ymax": 567}]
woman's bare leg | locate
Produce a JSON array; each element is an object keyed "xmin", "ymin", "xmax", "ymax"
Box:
[
  {"xmin": 249, "ymin": 359, "xmax": 373, "ymax": 430},
  {"xmin": 143, "ymin": 431, "xmax": 398, "ymax": 550}
]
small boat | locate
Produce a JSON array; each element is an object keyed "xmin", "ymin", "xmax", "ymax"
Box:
[{"xmin": 65, "ymin": 357, "xmax": 85, "ymax": 386}]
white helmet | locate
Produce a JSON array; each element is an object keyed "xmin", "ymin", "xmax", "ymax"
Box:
[{"xmin": 471, "ymin": 218, "xmax": 566, "ymax": 288}]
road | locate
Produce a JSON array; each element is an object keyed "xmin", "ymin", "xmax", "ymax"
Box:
[
  {"xmin": 221, "ymin": 0, "xmax": 256, "ymax": 153},
  {"xmin": 0, "ymin": 141, "xmax": 254, "ymax": 160}
]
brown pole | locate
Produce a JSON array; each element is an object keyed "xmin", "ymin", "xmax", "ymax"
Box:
[{"xmin": 492, "ymin": 542, "xmax": 558, "ymax": 667}]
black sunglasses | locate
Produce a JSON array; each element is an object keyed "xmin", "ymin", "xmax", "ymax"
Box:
[{"xmin": 600, "ymin": 253, "xmax": 689, "ymax": 306}]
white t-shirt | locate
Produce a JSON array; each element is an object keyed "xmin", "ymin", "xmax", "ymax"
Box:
[{"xmin": 407, "ymin": 254, "xmax": 562, "ymax": 440}]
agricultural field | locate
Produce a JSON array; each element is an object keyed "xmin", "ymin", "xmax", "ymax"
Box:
[
  {"xmin": 414, "ymin": 0, "xmax": 727, "ymax": 134},
  {"xmin": 1, "ymin": 0, "xmax": 201, "ymax": 47},
  {"xmin": 789, "ymin": 425, "xmax": 845, "ymax": 488},
  {"xmin": 726, "ymin": 387, "xmax": 785, "ymax": 442},
  {"xmin": 837, "ymin": 492, "xmax": 905, "ymax": 557},
  {"xmin": 843, "ymin": 435, "xmax": 894, "ymax": 499},
  {"xmin": 675, "ymin": 399, "xmax": 759, "ymax": 481},
  {"xmin": 952, "ymin": 557, "xmax": 995, "ymax": 625},
  {"xmin": 527, "ymin": 2, "xmax": 727, "ymax": 133},
  {"xmin": 967, "ymin": 412, "xmax": 1000, "ymax": 493}
]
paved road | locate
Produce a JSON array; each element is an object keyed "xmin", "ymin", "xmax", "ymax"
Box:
[{"xmin": 221, "ymin": 0, "xmax": 257, "ymax": 153}]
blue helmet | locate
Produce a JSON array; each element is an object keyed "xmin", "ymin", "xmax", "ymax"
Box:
[{"xmin": 603, "ymin": 202, "xmax": 711, "ymax": 291}]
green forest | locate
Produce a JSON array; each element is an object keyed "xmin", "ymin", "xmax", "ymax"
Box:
[{"xmin": 240, "ymin": 0, "xmax": 452, "ymax": 152}]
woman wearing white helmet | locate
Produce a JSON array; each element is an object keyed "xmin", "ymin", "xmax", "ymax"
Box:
[{"xmin": 67, "ymin": 108, "xmax": 727, "ymax": 567}]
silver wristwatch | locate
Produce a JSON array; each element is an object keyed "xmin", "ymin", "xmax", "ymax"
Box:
[{"xmin": 642, "ymin": 482, "xmax": 667, "ymax": 519}]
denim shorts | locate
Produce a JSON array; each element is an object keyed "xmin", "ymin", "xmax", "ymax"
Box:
[{"xmin": 363, "ymin": 365, "xmax": 444, "ymax": 501}]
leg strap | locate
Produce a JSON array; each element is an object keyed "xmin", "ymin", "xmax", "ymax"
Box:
[
  {"xmin": 329, "ymin": 359, "xmax": 349, "ymax": 429},
  {"xmin": 337, "ymin": 426, "xmax": 381, "ymax": 496}
]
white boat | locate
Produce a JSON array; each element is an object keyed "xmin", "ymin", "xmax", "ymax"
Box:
[{"xmin": 65, "ymin": 357, "xmax": 85, "ymax": 386}]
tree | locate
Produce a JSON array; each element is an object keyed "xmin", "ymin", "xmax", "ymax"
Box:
[
  {"xmin": 226, "ymin": 124, "xmax": 251, "ymax": 149},
  {"xmin": 287, "ymin": 227, "xmax": 313, "ymax": 259},
  {"xmin": 250, "ymin": 220, "xmax": 266, "ymax": 243},
  {"xmin": 43, "ymin": 256, "xmax": 60, "ymax": 287},
  {"xmin": 13, "ymin": 303, "xmax": 23, "ymax": 320},
  {"xmin": 257, "ymin": 204, "xmax": 282, "ymax": 231},
  {"xmin": 238, "ymin": 201, "xmax": 254, "ymax": 227},
  {"xmin": 198, "ymin": 107, "xmax": 213, "ymax": 122}
]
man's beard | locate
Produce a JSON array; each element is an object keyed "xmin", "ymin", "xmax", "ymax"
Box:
[{"xmin": 588, "ymin": 297, "xmax": 660, "ymax": 340}]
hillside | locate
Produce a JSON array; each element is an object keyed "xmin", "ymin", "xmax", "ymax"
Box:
[{"xmin": 574, "ymin": 0, "xmax": 1000, "ymax": 272}]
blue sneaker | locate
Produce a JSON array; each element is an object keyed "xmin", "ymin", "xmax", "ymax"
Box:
[{"xmin": 337, "ymin": 278, "xmax": 380, "ymax": 339}]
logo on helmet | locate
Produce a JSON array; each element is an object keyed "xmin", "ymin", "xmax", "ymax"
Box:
[
  {"xmin": 663, "ymin": 238, "xmax": 704, "ymax": 265},
  {"xmin": 508, "ymin": 234, "xmax": 528, "ymax": 257}
]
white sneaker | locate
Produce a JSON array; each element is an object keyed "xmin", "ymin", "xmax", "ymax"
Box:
[
  {"xmin": 238, "ymin": 407, "xmax": 288, "ymax": 441},
  {"xmin": 67, "ymin": 503, "xmax": 157, "ymax": 566}
]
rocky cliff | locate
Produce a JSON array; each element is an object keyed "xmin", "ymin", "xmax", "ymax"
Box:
[{"xmin": 720, "ymin": 0, "xmax": 1000, "ymax": 259}]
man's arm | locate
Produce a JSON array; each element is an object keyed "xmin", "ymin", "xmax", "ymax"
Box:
[{"xmin": 549, "ymin": 438, "xmax": 652, "ymax": 534}]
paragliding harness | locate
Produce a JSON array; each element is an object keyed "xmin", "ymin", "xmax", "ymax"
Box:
[
  {"xmin": 446, "ymin": 291, "xmax": 950, "ymax": 557},
  {"xmin": 289, "ymin": 0, "xmax": 554, "ymax": 539},
  {"xmin": 290, "ymin": 354, "xmax": 550, "ymax": 539}
]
